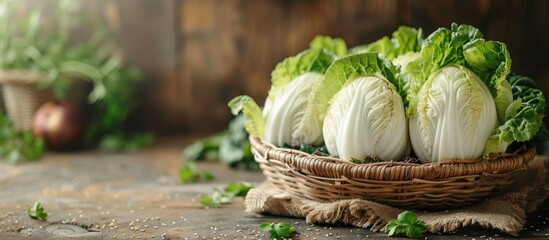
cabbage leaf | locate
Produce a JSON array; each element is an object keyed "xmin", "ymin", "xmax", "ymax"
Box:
[
  {"xmin": 350, "ymin": 26, "xmax": 423, "ymax": 60},
  {"xmin": 309, "ymin": 35, "xmax": 348, "ymax": 57},
  {"xmin": 228, "ymin": 96, "xmax": 265, "ymax": 138},
  {"xmin": 485, "ymin": 74, "xmax": 548, "ymax": 155},
  {"xmin": 315, "ymin": 52, "xmax": 405, "ymax": 113}
]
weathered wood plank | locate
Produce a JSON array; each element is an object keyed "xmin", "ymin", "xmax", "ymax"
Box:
[
  {"xmin": 0, "ymin": 138, "xmax": 548, "ymax": 239},
  {"xmin": 177, "ymin": 0, "xmax": 398, "ymax": 133}
]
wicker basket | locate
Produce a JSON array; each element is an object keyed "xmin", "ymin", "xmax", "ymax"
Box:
[
  {"xmin": 250, "ymin": 137, "xmax": 536, "ymax": 209},
  {"xmin": 0, "ymin": 71, "xmax": 52, "ymax": 131},
  {"xmin": 0, "ymin": 70, "xmax": 90, "ymax": 131}
]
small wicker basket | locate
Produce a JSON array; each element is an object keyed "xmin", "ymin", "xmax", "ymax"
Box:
[
  {"xmin": 0, "ymin": 70, "xmax": 90, "ymax": 131},
  {"xmin": 0, "ymin": 71, "xmax": 52, "ymax": 131},
  {"xmin": 250, "ymin": 137, "xmax": 536, "ymax": 209}
]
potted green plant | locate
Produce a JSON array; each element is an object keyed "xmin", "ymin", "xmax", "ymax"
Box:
[{"xmin": 0, "ymin": 0, "xmax": 151, "ymax": 163}]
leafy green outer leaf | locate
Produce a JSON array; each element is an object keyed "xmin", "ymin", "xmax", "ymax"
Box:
[
  {"xmin": 485, "ymin": 74, "xmax": 547, "ymax": 155},
  {"xmin": 463, "ymin": 39, "xmax": 512, "ymax": 124},
  {"xmin": 268, "ymin": 48, "xmax": 334, "ymax": 105},
  {"xmin": 228, "ymin": 96, "xmax": 265, "ymax": 137},
  {"xmin": 359, "ymin": 26, "xmax": 424, "ymax": 60},
  {"xmin": 405, "ymin": 23, "xmax": 484, "ymax": 117},
  {"xmin": 309, "ymin": 35, "xmax": 348, "ymax": 57},
  {"xmin": 316, "ymin": 52, "xmax": 405, "ymax": 119}
]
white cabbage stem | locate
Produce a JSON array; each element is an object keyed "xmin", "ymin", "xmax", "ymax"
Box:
[
  {"xmin": 409, "ymin": 65, "xmax": 498, "ymax": 162},
  {"xmin": 323, "ymin": 75, "xmax": 409, "ymax": 161},
  {"xmin": 264, "ymin": 72, "xmax": 324, "ymax": 146}
]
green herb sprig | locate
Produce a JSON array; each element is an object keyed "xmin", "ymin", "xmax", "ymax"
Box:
[
  {"xmin": 386, "ymin": 211, "xmax": 426, "ymax": 238},
  {"xmin": 200, "ymin": 182, "xmax": 253, "ymax": 208},
  {"xmin": 179, "ymin": 162, "xmax": 215, "ymax": 184},
  {"xmin": 27, "ymin": 201, "xmax": 48, "ymax": 221},
  {"xmin": 259, "ymin": 221, "xmax": 296, "ymax": 239},
  {"xmin": 182, "ymin": 115, "xmax": 259, "ymax": 171}
]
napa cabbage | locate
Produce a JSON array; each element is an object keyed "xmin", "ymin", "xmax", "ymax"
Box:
[
  {"xmin": 404, "ymin": 23, "xmax": 546, "ymax": 162},
  {"xmin": 321, "ymin": 53, "xmax": 409, "ymax": 161},
  {"xmin": 229, "ymin": 36, "xmax": 347, "ymax": 146}
]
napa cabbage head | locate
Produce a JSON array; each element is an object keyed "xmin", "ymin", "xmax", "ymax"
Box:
[
  {"xmin": 229, "ymin": 36, "xmax": 347, "ymax": 146},
  {"xmin": 409, "ymin": 65, "xmax": 498, "ymax": 162},
  {"xmin": 321, "ymin": 53, "xmax": 409, "ymax": 161},
  {"xmin": 264, "ymin": 72, "xmax": 324, "ymax": 146},
  {"xmin": 404, "ymin": 23, "xmax": 544, "ymax": 162}
]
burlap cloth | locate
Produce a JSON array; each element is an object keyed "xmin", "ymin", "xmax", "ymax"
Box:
[{"xmin": 245, "ymin": 156, "xmax": 549, "ymax": 236}]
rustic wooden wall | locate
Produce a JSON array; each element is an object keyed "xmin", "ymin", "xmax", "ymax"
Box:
[{"xmin": 56, "ymin": 0, "xmax": 549, "ymax": 134}]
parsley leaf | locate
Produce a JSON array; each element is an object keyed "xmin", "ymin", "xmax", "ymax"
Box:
[
  {"xmin": 27, "ymin": 201, "xmax": 48, "ymax": 221},
  {"xmin": 200, "ymin": 182, "xmax": 253, "ymax": 208},
  {"xmin": 259, "ymin": 221, "xmax": 297, "ymax": 239},
  {"xmin": 200, "ymin": 194, "xmax": 221, "ymax": 208},
  {"xmin": 224, "ymin": 182, "xmax": 253, "ymax": 197},
  {"xmin": 386, "ymin": 211, "xmax": 426, "ymax": 239},
  {"xmin": 179, "ymin": 162, "xmax": 215, "ymax": 183},
  {"xmin": 182, "ymin": 115, "xmax": 260, "ymax": 171}
]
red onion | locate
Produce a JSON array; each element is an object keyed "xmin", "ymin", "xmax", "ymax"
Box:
[{"xmin": 32, "ymin": 101, "xmax": 84, "ymax": 150}]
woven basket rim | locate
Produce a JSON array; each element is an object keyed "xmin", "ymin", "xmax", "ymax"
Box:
[
  {"xmin": 250, "ymin": 136, "xmax": 535, "ymax": 181},
  {"xmin": 0, "ymin": 70, "xmax": 47, "ymax": 84}
]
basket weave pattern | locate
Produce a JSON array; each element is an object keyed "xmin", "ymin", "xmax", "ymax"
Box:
[
  {"xmin": 250, "ymin": 137, "xmax": 536, "ymax": 209},
  {"xmin": 0, "ymin": 71, "xmax": 52, "ymax": 131},
  {"xmin": 0, "ymin": 70, "xmax": 90, "ymax": 131}
]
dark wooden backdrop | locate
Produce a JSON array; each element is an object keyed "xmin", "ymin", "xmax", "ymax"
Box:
[{"xmin": 49, "ymin": 0, "xmax": 549, "ymax": 134}]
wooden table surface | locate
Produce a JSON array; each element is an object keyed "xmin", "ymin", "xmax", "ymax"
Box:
[{"xmin": 1, "ymin": 137, "xmax": 548, "ymax": 240}]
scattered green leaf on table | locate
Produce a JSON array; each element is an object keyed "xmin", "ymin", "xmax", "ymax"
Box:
[
  {"xmin": 183, "ymin": 132, "xmax": 226, "ymax": 161},
  {"xmin": 260, "ymin": 221, "xmax": 297, "ymax": 239},
  {"xmin": 386, "ymin": 211, "xmax": 426, "ymax": 239},
  {"xmin": 200, "ymin": 194, "xmax": 221, "ymax": 208},
  {"xmin": 182, "ymin": 115, "xmax": 259, "ymax": 171},
  {"xmin": 200, "ymin": 182, "xmax": 254, "ymax": 208},
  {"xmin": 224, "ymin": 182, "xmax": 253, "ymax": 197},
  {"xmin": 200, "ymin": 190, "xmax": 233, "ymax": 208},
  {"xmin": 179, "ymin": 162, "xmax": 215, "ymax": 183},
  {"xmin": 200, "ymin": 170, "xmax": 215, "ymax": 182},
  {"xmin": 28, "ymin": 201, "xmax": 48, "ymax": 221}
]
